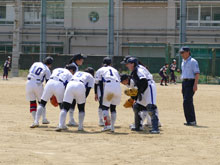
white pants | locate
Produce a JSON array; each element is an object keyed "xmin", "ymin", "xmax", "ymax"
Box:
[
  {"xmin": 26, "ymin": 80, "xmax": 43, "ymax": 101},
  {"xmin": 103, "ymin": 81, "xmax": 121, "ymax": 107},
  {"xmin": 137, "ymin": 81, "xmax": 157, "ymax": 107},
  {"xmin": 41, "ymin": 79, "xmax": 65, "ymax": 103},
  {"xmin": 63, "ymin": 81, "xmax": 86, "ymax": 104}
]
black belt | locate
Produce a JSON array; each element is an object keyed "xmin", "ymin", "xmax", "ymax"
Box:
[
  {"xmin": 106, "ymin": 80, "xmax": 119, "ymax": 83},
  {"xmin": 50, "ymin": 77, "xmax": 64, "ymax": 83},
  {"xmin": 71, "ymin": 79, "xmax": 84, "ymax": 84},
  {"xmin": 183, "ymin": 79, "xmax": 195, "ymax": 81},
  {"xmin": 28, "ymin": 77, "xmax": 41, "ymax": 81}
]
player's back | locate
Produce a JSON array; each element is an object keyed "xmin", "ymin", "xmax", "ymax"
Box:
[
  {"xmin": 138, "ymin": 65, "xmax": 153, "ymax": 80},
  {"xmin": 28, "ymin": 62, "xmax": 50, "ymax": 82},
  {"xmin": 72, "ymin": 71, "xmax": 94, "ymax": 88},
  {"xmin": 96, "ymin": 66, "xmax": 120, "ymax": 82},
  {"xmin": 51, "ymin": 68, "xmax": 73, "ymax": 83}
]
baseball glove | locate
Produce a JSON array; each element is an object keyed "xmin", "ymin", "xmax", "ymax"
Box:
[
  {"xmin": 50, "ymin": 95, "xmax": 58, "ymax": 107},
  {"xmin": 124, "ymin": 88, "xmax": 138, "ymax": 97},
  {"xmin": 123, "ymin": 98, "xmax": 135, "ymax": 108}
]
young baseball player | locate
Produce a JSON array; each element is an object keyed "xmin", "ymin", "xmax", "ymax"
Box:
[
  {"xmin": 26, "ymin": 57, "xmax": 53, "ymax": 124},
  {"xmin": 3, "ymin": 56, "xmax": 11, "ymax": 80},
  {"xmin": 30, "ymin": 64, "xmax": 77, "ymax": 128},
  {"xmin": 56, "ymin": 67, "xmax": 95, "ymax": 131},
  {"xmin": 95, "ymin": 57, "xmax": 121, "ymax": 132},
  {"xmin": 169, "ymin": 59, "xmax": 177, "ymax": 84},
  {"xmin": 67, "ymin": 53, "xmax": 87, "ymax": 126},
  {"xmin": 125, "ymin": 57, "xmax": 160, "ymax": 134},
  {"xmin": 159, "ymin": 63, "xmax": 169, "ymax": 86}
]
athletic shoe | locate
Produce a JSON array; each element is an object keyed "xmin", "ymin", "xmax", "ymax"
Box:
[
  {"xmin": 30, "ymin": 123, "xmax": 39, "ymax": 128},
  {"xmin": 110, "ymin": 126, "xmax": 115, "ymax": 132},
  {"xmin": 101, "ymin": 126, "xmax": 111, "ymax": 132},
  {"xmin": 55, "ymin": 126, "xmax": 68, "ymax": 132},
  {"xmin": 144, "ymin": 123, "xmax": 152, "ymax": 128},
  {"xmin": 184, "ymin": 121, "xmax": 197, "ymax": 126},
  {"xmin": 165, "ymin": 84, "xmax": 168, "ymax": 86},
  {"xmin": 149, "ymin": 130, "xmax": 160, "ymax": 134},
  {"xmin": 129, "ymin": 123, "xmax": 135, "ymax": 129},
  {"xmin": 42, "ymin": 119, "xmax": 50, "ymax": 124},
  {"xmin": 131, "ymin": 125, "xmax": 144, "ymax": 131},
  {"xmin": 160, "ymin": 83, "xmax": 164, "ymax": 86},
  {"xmin": 99, "ymin": 120, "xmax": 104, "ymax": 126},
  {"xmin": 67, "ymin": 121, "xmax": 78, "ymax": 127},
  {"xmin": 78, "ymin": 126, "xmax": 84, "ymax": 131}
]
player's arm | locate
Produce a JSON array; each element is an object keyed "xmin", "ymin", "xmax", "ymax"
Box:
[{"xmin": 136, "ymin": 70, "xmax": 148, "ymax": 101}]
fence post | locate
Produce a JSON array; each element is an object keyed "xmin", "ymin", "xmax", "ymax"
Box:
[{"xmin": 212, "ymin": 48, "xmax": 216, "ymax": 77}]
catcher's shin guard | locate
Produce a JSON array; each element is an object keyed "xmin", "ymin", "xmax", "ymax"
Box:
[
  {"xmin": 133, "ymin": 103, "xmax": 144, "ymax": 131},
  {"xmin": 146, "ymin": 104, "xmax": 159, "ymax": 131}
]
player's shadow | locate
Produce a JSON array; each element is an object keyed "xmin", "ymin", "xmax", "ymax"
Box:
[{"xmin": 192, "ymin": 125, "xmax": 209, "ymax": 128}]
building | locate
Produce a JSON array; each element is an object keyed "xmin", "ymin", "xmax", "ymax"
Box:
[{"xmin": 0, "ymin": 0, "xmax": 220, "ymax": 58}]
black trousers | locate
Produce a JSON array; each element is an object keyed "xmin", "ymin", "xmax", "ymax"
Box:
[{"xmin": 182, "ymin": 79, "xmax": 196, "ymax": 123}]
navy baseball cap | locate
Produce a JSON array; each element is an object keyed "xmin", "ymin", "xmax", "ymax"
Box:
[
  {"xmin": 72, "ymin": 53, "xmax": 87, "ymax": 61},
  {"xmin": 103, "ymin": 57, "xmax": 112, "ymax": 65},
  {"xmin": 127, "ymin": 57, "xmax": 138, "ymax": 65},
  {"xmin": 120, "ymin": 56, "xmax": 132, "ymax": 64},
  {"xmin": 179, "ymin": 46, "xmax": 190, "ymax": 53}
]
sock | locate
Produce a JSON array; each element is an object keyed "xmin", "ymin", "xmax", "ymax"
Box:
[
  {"xmin": 59, "ymin": 109, "xmax": 67, "ymax": 128},
  {"xmin": 102, "ymin": 110, "xmax": 110, "ymax": 126},
  {"xmin": 34, "ymin": 105, "xmax": 44, "ymax": 124},
  {"xmin": 31, "ymin": 111, "xmax": 36, "ymax": 121},
  {"xmin": 69, "ymin": 108, "xmax": 75, "ymax": 123},
  {"xmin": 42, "ymin": 107, "xmax": 47, "ymax": 121},
  {"xmin": 98, "ymin": 108, "xmax": 103, "ymax": 122},
  {"xmin": 78, "ymin": 112, "xmax": 85, "ymax": 129},
  {"xmin": 111, "ymin": 112, "xmax": 116, "ymax": 128}
]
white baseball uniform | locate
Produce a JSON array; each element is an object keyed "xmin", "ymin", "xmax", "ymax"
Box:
[
  {"xmin": 26, "ymin": 62, "xmax": 51, "ymax": 101},
  {"xmin": 95, "ymin": 66, "xmax": 121, "ymax": 107},
  {"xmin": 41, "ymin": 68, "xmax": 73, "ymax": 103},
  {"xmin": 63, "ymin": 71, "xmax": 94, "ymax": 104},
  {"xmin": 135, "ymin": 65, "xmax": 157, "ymax": 107}
]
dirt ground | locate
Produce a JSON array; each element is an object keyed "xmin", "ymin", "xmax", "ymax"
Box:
[{"xmin": 0, "ymin": 78, "xmax": 220, "ymax": 165}]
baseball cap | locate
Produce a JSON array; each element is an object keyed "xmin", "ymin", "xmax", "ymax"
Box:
[
  {"xmin": 179, "ymin": 46, "xmax": 190, "ymax": 53},
  {"xmin": 120, "ymin": 74, "xmax": 130, "ymax": 82},
  {"xmin": 72, "ymin": 53, "xmax": 87, "ymax": 61},
  {"xmin": 66, "ymin": 63, "xmax": 77, "ymax": 72},
  {"xmin": 127, "ymin": 57, "xmax": 138, "ymax": 65}
]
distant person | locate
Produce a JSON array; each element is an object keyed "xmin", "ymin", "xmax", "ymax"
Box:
[
  {"xmin": 180, "ymin": 46, "xmax": 200, "ymax": 126},
  {"xmin": 159, "ymin": 63, "xmax": 169, "ymax": 86},
  {"xmin": 169, "ymin": 59, "xmax": 177, "ymax": 84},
  {"xmin": 3, "ymin": 56, "xmax": 11, "ymax": 80}
]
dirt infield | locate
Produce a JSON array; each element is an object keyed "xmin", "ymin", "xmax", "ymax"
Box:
[{"xmin": 0, "ymin": 78, "xmax": 220, "ymax": 165}]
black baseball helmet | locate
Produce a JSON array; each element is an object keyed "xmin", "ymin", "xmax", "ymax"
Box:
[
  {"xmin": 103, "ymin": 57, "xmax": 112, "ymax": 65},
  {"xmin": 85, "ymin": 67, "xmax": 95, "ymax": 77},
  {"xmin": 127, "ymin": 57, "xmax": 138, "ymax": 65},
  {"xmin": 120, "ymin": 74, "xmax": 130, "ymax": 82},
  {"xmin": 66, "ymin": 63, "xmax": 77, "ymax": 72},
  {"xmin": 120, "ymin": 56, "xmax": 132, "ymax": 64},
  {"xmin": 43, "ymin": 56, "xmax": 54, "ymax": 65}
]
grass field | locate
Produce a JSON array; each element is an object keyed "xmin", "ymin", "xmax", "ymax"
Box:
[{"xmin": 0, "ymin": 78, "xmax": 220, "ymax": 165}]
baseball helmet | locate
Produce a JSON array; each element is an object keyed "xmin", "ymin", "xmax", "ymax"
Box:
[
  {"xmin": 103, "ymin": 57, "xmax": 112, "ymax": 65},
  {"xmin": 85, "ymin": 67, "xmax": 95, "ymax": 77},
  {"xmin": 43, "ymin": 56, "xmax": 54, "ymax": 65}
]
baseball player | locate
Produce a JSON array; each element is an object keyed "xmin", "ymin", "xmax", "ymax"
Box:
[
  {"xmin": 169, "ymin": 59, "xmax": 177, "ymax": 84},
  {"xmin": 67, "ymin": 53, "xmax": 87, "ymax": 126},
  {"xmin": 30, "ymin": 64, "xmax": 77, "ymax": 128},
  {"xmin": 124, "ymin": 57, "xmax": 160, "ymax": 134},
  {"xmin": 56, "ymin": 67, "xmax": 95, "ymax": 131},
  {"xmin": 3, "ymin": 56, "xmax": 11, "ymax": 80},
  {"xmin": 26, "ymin": 57, "xmax": 53, "ymax": 124},
  {"xmin": 159, "ymin": 63, "xmax": 169, "ymax": 86},
  {"xmin": 95, "ymin": 57, "xmax": 121, "ymax": 132}
]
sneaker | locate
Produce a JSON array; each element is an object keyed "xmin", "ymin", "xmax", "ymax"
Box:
[
  {"xmin": 160, "ymin": 83, "xmax": 164, "ymax": 86},
  {"xmin": 42, "ymin": 119, "xmax": 50, "ymax": 124},
  {"xmin": 165, "ymin": 84, "xmax": 168, "ymax": 86},
  {"xmin": 144, "ymin": 123, "xmax": 152, "ymax": 128},
  {"xmin": 129, "ymin": 123, "xmax": 135, "ymax": 129},
  {"xmin": 110, "ymin": 125, "xmax": 115, "ymax": 132},
  {"xmin": 184, "ymin": 121, "xmax": 197, "ymax": 126},
  {"xmin": 67, "ymin": 121, "xmax": 78, "ymax": 127},
  {"xmin": 101, "ymin": 126, "xmax": 111, "ymax": 132},
  {"xmin": 149, "ymin": 130, "xmax": 160, "ymax": 134},
  {"xmin": 55, "ymin": 126, "xmax": 68, "ymax": 132},
  {"xmin": 78, "ymin": 126, "xmax": 84, "ymax": 131},
  {"xmin": 30, "ymin": 123, "xmax": 39, "ymax": 128},
  {"xmin": 131, "ymin": 125, "xmax": 144, "ymax": 131},
  {"xmin": 99, "ymin": 120, "xmax": 104, "ymax": 126}
]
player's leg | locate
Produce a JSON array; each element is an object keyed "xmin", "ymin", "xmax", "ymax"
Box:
[
  {"xmin": 101, "ymin": 105, "xmax": 111, "ymax": 131},
  {"xmin": 159, "ymin": 72, "xmax": 164, "ymax": 85},
  {"xmin": 110, "ymin": 105, "xmax": 117, "ymax": 132},
  {"xmin": 97, "ymin": 88, "xmax": 104, "ymax": 126},
  {"xmin": 67, "ymin": 99, "xmax": 77, "ymax": 126},
  {"xmin": 77, "ymin": 103, "xmax": 85, "ymax": 131},
  {"xmin": 142, "ymin": 110, "xmax": 152, "ymax": 127}
]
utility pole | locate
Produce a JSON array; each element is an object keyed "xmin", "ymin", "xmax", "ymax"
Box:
[
  {"xmin": 179, "ymin": 0, "xmax": 186, "ymax": 68},
  {"xmin": 11, "ymin": 0, "xmax": 21, "ymax": 77},
  {"xmin": 107, "ymin": 0, "xmax": 114, "ymax": 58},
  {"xmin": 40, "ymin": 0, "xmax": 47, "ymax": 62}
]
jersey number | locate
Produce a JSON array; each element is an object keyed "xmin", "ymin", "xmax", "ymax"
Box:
[
  {"xmin": 57, "ymin": 70, "xmax": 64, "ymax": 76},
  {"xmin": 31, "ymin": 66, "xmax": 43, "ymax": 76},
  {"xmin": 109, "ymin": 69, "xmax": 114, "ymax": 76}
]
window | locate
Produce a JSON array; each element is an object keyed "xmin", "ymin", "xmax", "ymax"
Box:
[
  {"xmin": 0, "ymin": 6, "xmax": 6, "ymax": 19},
  {"xmin": 22, "ymin": 46, "xmax": 63, "ymax": 54},
  {"xmin": 176, "ymin": 4, "xmax": 220, "ymax": 27},
  {"xmin": 24, "ymin": 3, "xmax": 41, "ymax": 24},
  {"xmin": 47, "ymin": 2, "xmax": 64, "ymax": 25},
  {"xmin": 0, "ymin": 45, "xmax": 12, "ymax": 54}
]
